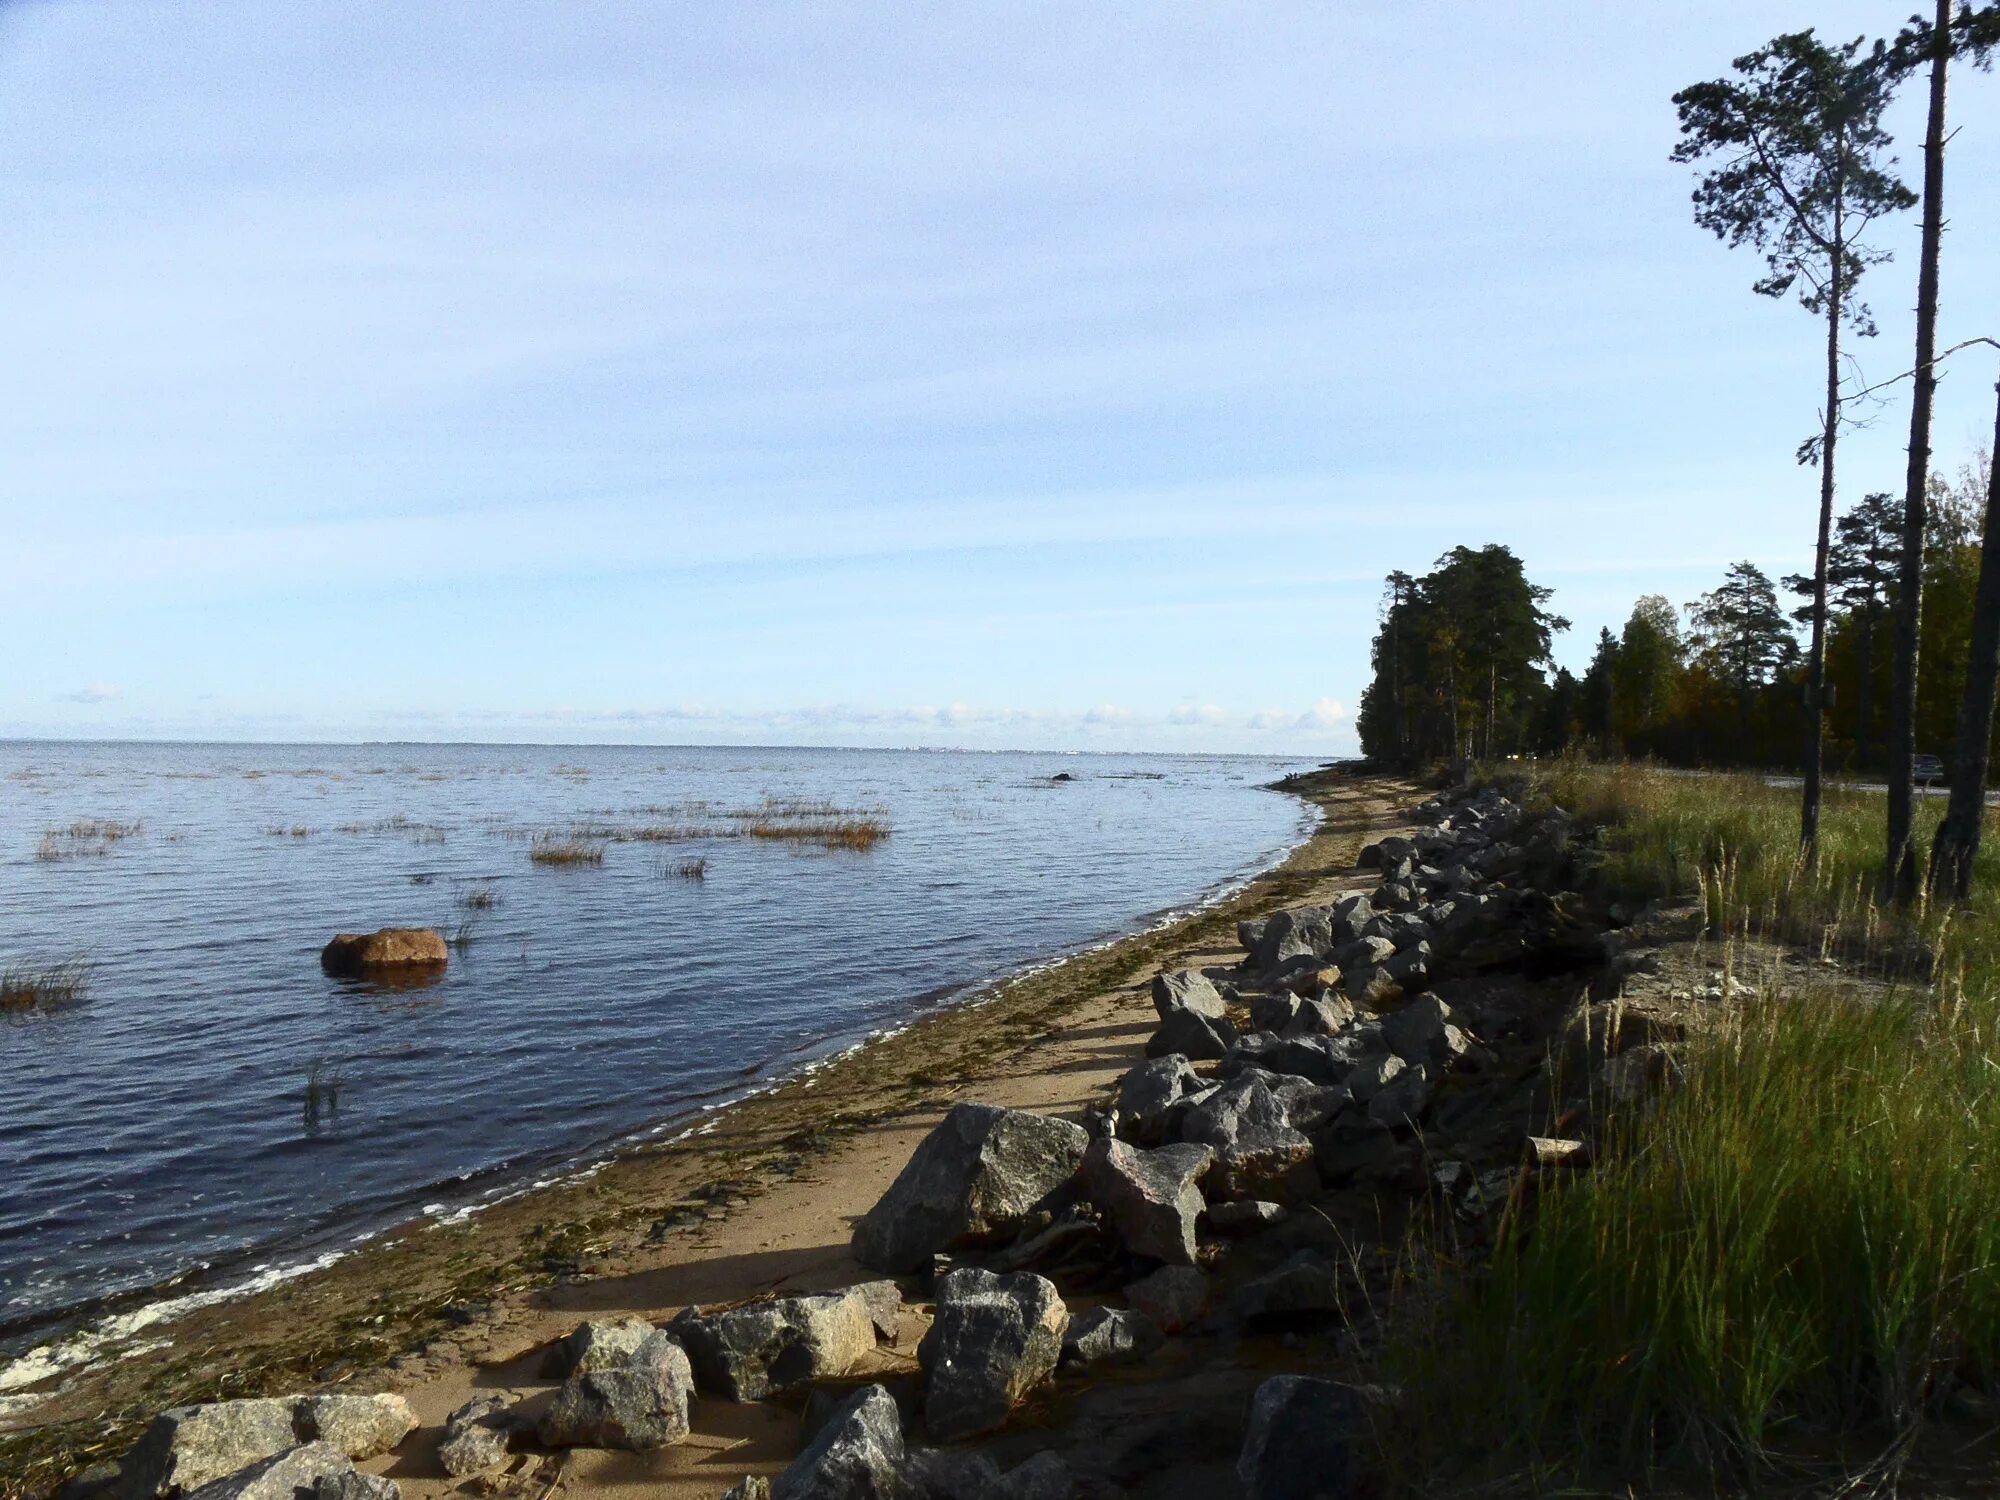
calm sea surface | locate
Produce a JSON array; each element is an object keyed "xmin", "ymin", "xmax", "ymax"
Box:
[{"xmin": 0, "ymin": 742, "xmax": 1311, "ymax": 1354}]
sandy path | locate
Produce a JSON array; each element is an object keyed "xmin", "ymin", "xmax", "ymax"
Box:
[{"xmin": 352, "ymin": 774, "xmax": 1419, "ymax": 1500}]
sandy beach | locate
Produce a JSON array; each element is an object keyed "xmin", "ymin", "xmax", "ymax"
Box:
[{"xmin": 2, "ymin": 771, "xmax": 1417, "ymax": 1499}]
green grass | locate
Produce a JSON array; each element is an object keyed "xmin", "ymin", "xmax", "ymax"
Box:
[{"xmin": 1390, "ymin": 762, "xmax": 2000, "ymax": 1488}]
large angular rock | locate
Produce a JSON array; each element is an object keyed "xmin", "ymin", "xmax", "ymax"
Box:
[
  {"xmin": 310, "ymin": 1472, "xmax": 398, "ymax": 1500},
  {"xmin": 773, "ymin": 1384, "xmax": 905, "ymax": 1500},
  {"xmin": 1220, "ymin": 1032, "xmax": 1363, "ymax": 1086},
  {"xmin": 538, "ymin": 1332, "xmax": 694, "ymax": 1451},
  {"xmin": 670, "ymin": 1283, "xmax": 892, "ymax": 1400},
  {"xmin": 1249, "ymin": 907, "xmax": 1335, "ymax": 972},
  {"xmin": 1379, "ymin": 995, "xmax": 1476, "ymax": 1069},
  {"xmin": 1281, "ymin": 993, "xmax": 1356, "ymax": 1038},
  {"xmin": 1116, "ymin": 1055, "xmax": 1202, "ymax": 1144},
  {"xmin": 1060, "ymin": 1306, "xmax": 1165, "ymax": 1367},
  {"xmin": 1080, "ymin": 1137, "xmax": 1212, "ymax": 1264},
  {"xmin": 182, "ymin": 1445, "xmax": 371, "ymax": 1500},
  {"xmin": 1144, "ymin": 1006, "xmax": 1235, "ymax": 1062},
  {"xmin": 1179, "ymin": 1072, "xmax": 1335, "ymax": 1201},
  {"xmin": 1150, "ymin": 969, "xmax": 1226, "ymax": 1020},
  {"xmin": 540, "ymin": 1315, "xmax": 660, "ymax": 1378},
  {"xmin": 292, "ymin": 1396, "xmax": 416, "ymax": 1463},
  {"xmin": 121, "ymin": 1401, "xmax": 303, "ymax": 1497},
  {"xmin": 436, "ymin": 1397, "xmax": 518, "ymax": 1479},
  {"xmin": 852, "ymin": 1104, "xmax": 1088, "ymax": 1273},
  {"xmin": 1366, "ymin": 1062, "xmax": 1433, "ymax": 1128},
  {"xmin": 1234, "ymin": 1251, "xmax": 1342, "ymax": 1323},
  {"xmin": 918, "ymin": 1268, "xmax": 1068, "ymax": 1442},
  {"xmin": 1236, "ymin": 1377, "xmax": 1368, "ymax": 1500},
  {"xmin": 1122, "ymin": 1265, "xmax": 1207, "ymax": 1333}
]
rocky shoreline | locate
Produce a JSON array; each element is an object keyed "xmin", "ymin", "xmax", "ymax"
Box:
[{"xmin": 31, "ymin": 774, "xmax": 1641, "ymax": 1500}]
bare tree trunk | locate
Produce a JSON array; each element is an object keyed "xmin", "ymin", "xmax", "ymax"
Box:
[
  {"xmin": 1803, "ymin": 203, "xmax": 1845, "ymax": 861},
  {"xmin": 1888, "ymin": 0, "xmax": 1953, "ymax": 903},
  {"xmin": 1928, "ymin": 382, "xmax": 2000, "ymax": 899},
  {"xmin": 1857, "ymin": 611, "xmax": 1876, "ymax": 771}
]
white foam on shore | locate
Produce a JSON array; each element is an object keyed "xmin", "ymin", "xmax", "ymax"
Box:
[
  {"xmin": 0, "ymin": 1251, "xmax": 348, "ymax": 1409},
  {"xmin": 0, "ymin": 786, "xmax": 1321, "ymax": 1418}
]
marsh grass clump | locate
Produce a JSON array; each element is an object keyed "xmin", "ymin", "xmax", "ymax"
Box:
[
  {"xmin": 456, "ymin": 884, "xmax": 499, "ymax": 910},
  {"xmin": 745, "ymin": 815, "xmax": 890, "ymax": 851},
  {"xmin": 557, "ymin": 797, "xmax": 891, "ymax": 853},
  {"xmin": 0, "ymin": 958, "xmax": 92, "ymax": 1016},
  {"xmin": 265, "ymin": 825, "xmax": 315, "ymax": 838},
  {"xmin": 660, "ymin": 856, "xmax": 708, "ymax": 881},
  {"xmin": 530, "ymin": 834, "xmax": 605, "ymax": 867},
  {"xmin": 36, "ymin": 819, "xmax": 143, "ymax": 860}
]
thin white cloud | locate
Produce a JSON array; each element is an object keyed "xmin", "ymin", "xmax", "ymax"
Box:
[{"xmin": 60, "ymin": 683, "xmax": 123, "ymax": 704}]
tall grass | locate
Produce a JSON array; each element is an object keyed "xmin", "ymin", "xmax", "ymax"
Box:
[
  {"xmin": 0, "ymin": 959, "xmax": 92, "ymax": 1016},
  {"xmin": 1391, "ymin": 763, "xmax": 2000, "ymax": 1486}
]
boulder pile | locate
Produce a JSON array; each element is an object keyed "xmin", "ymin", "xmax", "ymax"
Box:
[{"xmin": 104, "ymin": 784, "xmax": 1610, "ymax": 1500}]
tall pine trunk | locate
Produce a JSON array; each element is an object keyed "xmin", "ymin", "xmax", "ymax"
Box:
[
  {"xmin": 1856, "ymin": 611, "xmax": 1876, "ymax": 771},
  {"xmin": 1928, "ymin": 384, "xmax": 2000, "ymax": 899},
  {"xmin": 1887, "ymin": 0, "xmax": 1953, "ymax": 902},
  {"xmin": 1803, "ymin": 200, "xmax": 1845, "ymax": 860}
]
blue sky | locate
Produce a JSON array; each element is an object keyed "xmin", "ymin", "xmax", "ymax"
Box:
[{"xmin": 4, "ymin": 2, "xmax": 1997, "ymax": 752}]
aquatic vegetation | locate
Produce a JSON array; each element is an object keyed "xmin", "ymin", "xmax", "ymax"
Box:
[
  {"xmin": 661, "ymin": 856, "xmax": 709, "ymax": 881},
  {"xmin": 456, "ymin": 884, "xmax": 499, "ymax": 910},
  {"xmin": 0, "ymin": 959, "xmax": 91, "ymax": 1016},
  {"xmin": 35, "ymin": 820, "xmax": 142, "ymax": 859},
  {"xmin": 264, "ymin": 825, "xmax": 315, "ymax": 838},
  {"xmin": 529, "ymin": 834, "xmax": 606, "ymax": 866},
  {"xmin": 302, "ymin": 1060, "xmax": 344, "ymax": 1130}
]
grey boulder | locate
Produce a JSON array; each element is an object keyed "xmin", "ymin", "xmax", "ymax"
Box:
[
  {"xmin": 122, "ymin": 1402, "xmax": 303, "ymax": 1497},
  {"xmin": 435, "ymin": 1397, "xmax": 519, "ymax": 1479},
  {"xmin": 1122, "ymin": 1264, "xmax": 1207, "ymax": 1333},
  {"xmin": 1234, "ymin": 1251, "xmax": 1342, "ymax": 1323},
  {"xmin": 1236, "ymin": 1376, "xmax": 1368, "ymax": 1500},
  {"xmin": 918, "ymin": 1267, "xmax": 1068, "ymax": 1442},
  {"xmin": 670, "ymin": 1283, "xmax": 895, "ymax": 1400},
  {"xmin": 773, "ymin": 1384, "xmax": 905, "ymax": 1500},
  {"xmin": 1115, "ymin": 1055, "xmax": 1202, "ymax": 1144},
  {"xmin": 537, "ymin": 1331, "xmax": 694, "ymax": 1450},
  {"xmin": 182, "ymin": 1445, "xmax": 381, "ymax": 1500},
  {"xmin": 292, "ymin": 1397, "xmax": 416, "ymax": 1464},
  {"xmin": 1150, "ymin": 969, "xmax": 1226, "ymax": 1020},
  {"xmin": 852, "ymin": 1104, "xmax": 1088, "ymax": 1274},
  {"xmin": 1080, "ymin": 1137, "xmax": 1212, "ymax": 1264},
  {"xmin": 540, "ymin": 1315, "xmax": 660, "ymax": 1378},
  {"xmin": 1144, "ymin": 1006, "xmax": 1235, "ymax": 1062},
  {"xmin": 1060, "ymin": 1306, "xmax": 1165, "ymax": 1367}
]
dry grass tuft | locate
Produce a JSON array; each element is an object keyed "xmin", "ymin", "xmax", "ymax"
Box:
[
  {"xmin": 745, "ymin": 815, "xmax": 890, "ymax": 851},
  {"xmin": 1, "ymin": 958, "xmax": 92, "ymax": 1016},
  {"xmin": 530, "ymin": 834, "xmax": 605, "ymax": 867}
]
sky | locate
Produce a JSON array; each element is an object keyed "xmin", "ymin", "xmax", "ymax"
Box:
[{"xmin": 3, "ymin": 2, "xmax": 1998, "ymax": 754}]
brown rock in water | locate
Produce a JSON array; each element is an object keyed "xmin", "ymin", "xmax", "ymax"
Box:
[{"xmin": 320, "ymin": 928, "xmax": 447, "ymax": 976}]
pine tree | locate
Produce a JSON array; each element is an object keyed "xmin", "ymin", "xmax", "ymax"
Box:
[{"xmin": 1674, "ymin": 30, "xmax": 1913, "ymax": 856}]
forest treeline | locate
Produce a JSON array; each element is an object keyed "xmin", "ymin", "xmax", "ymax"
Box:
[
  {"xmin": 1355, "ymin": 439, "xmax": 1990, "ymax": 774},
  {"xmin": 1357, "ymin": 0, "xmax": 2000, "ymax": 899}
]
